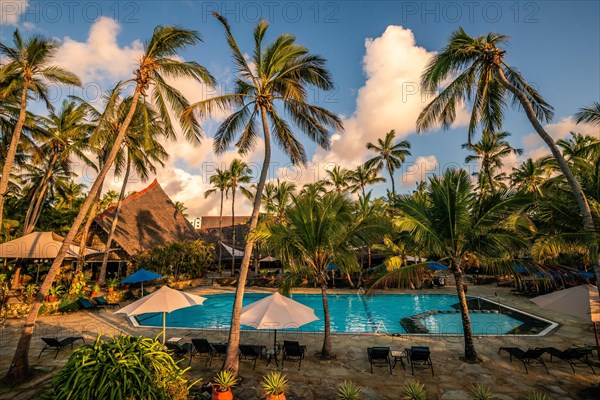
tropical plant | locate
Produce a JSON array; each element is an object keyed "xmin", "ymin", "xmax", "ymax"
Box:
[
  {"xmin": 0, "ymin": 29, "xmax": 81, "ymax": 229},
  {"xmin": 260, "ymin": 371, "xmax": 288, "ymax": 398},
  {"xmin": 401, "ymin": 381, "xmax": 427, "ymax": 400},
  {"xmin": 365, "ymin": 130, "xmax": 411, "ymax": 197},
  {"xmin": 227, "ymin": 158, "xmax": 252, "ymax": 275},
  {"xmin": 43, "ymin": 336, "xmax": 194, "ymax": 400},
  {"xmin": 131, "ymin": 240, "xmax": 215, "ymax": 279},
  {"xmin": 174, "ymin": 201, "xmax": 188, "ymax": 218},
  {"xmin": 349, "ymin": 163, "xmax": 385, "ymax": 197},
  {"xmin": 523, "ymin": 393, "xmax": 549, "ymax": 400},
  {"xmin": 576, "ymin": 102, "xmax": 600, "ymax": 126},
  {"xmin": 336, "ymin": 380, "xmax": 361, "ymax": 400},
  {"xmin": 470, "ymin": 384, "xmax": 496, "ymax": 400},
  {"xmin": 325, "ymin": 165, "xmax": 352, "ymax": 193},
  {"xmin": 212, "ymin": 369, "xmax": 238, "ymax": 393},
  {"xmin": 6, "ymin": 24, "xmax": 214, "ymax": 382},
  {"xmin": 416, "ymin": 27, "xmax": 599, "ymax": 296},
  {"xmin": 510, "ymin": 158, "xmax": 553, "ymax": 197},
  {"xmin": 184, "ymin": 14, "xmax": 342, "ymax": 372},
  {"xmin": 106, "ymin": 277, "xmax": 119, "ymax": 289},
  {"xmin": 204, "ymin": 167, "xmax": 231, "ymax": 271}
]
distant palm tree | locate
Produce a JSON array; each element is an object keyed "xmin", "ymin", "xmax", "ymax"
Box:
[
  {"xmin": 55, "ymin": 180, "xmax": 86, "ymax": 210},
  {"xmin": 205, "ymin": 168, "xmax": 231, "ymax": 271},
  {"xmin": 576, "ymin": 102, "xmax": 600, "ymax": 126},
  {"xmin": 174, "ymin": 201, "xmax": 188, "ymax": 218},
  {"xmin": 184, "ymin": 15, "xmax": 341, "ymax": 372},
  {"xmin": 273, "ymin": 180, "xmax": 297, "ymax": 220},
  {"xmin": 6, "ymin": 25, "xmax": 214, "ymax": 382},
  {"xmin": 227, "ymin": 159, "xmax": 252, "ymax": 275},
  {"xmin": 325, "ymin": 165, "xmax": 352, "ymax": 193},
  {"xmin": 416, "ymin": 27, "xmax": 599, "ymax": 295},
  {"xmin": 350, "ymin": 163, "xmax": 386, "ymax": 197},
  {"xmin": 510, "ymin": 158, "xmax": 552, "ymax": 197},
  {"xmin": 365, "ymin": 130, "xmax": 411, "ymax": 197},
  {"xmin": 0, "ymin": 30, "xmax": 81, "ymax": 229}
]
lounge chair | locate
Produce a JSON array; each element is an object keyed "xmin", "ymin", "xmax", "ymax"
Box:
[
  {"xmin": 165, "ymin": 341, "xmax": 193, "ymax": 360},
  {"xmin": 498, "ymin": 347, "xmax": 548, "ymax": 374},
  {"xmin": 367, "ymin": 347, "xmax": 392, "ymax": 374},
  {"xmin": 78, "ymin": 298, "xmax": 104, "ymax": 312},
  {"xmin": 39, "ymin": 336, "xmax": 85, "ymax": 359},
  {"xmin": 282, "ymin": 340, "xmax": 306, "ymax": 369},
  {"xmin": 190, "ymin": 338, "xmax": 215, "ymax": 366},
  {"xmin": 210, "ymin": 343, "xmax": 228, "ymax": 359},
  {"xmin": 537, "ymin": 347, "xmax": 596, "ymax": 374},
  {"xmin": 239, "ymin": 344, "xmax": 266, "ymax": 370},
  {"xmin": 406, "ymin": 346, "xmax": 434, "ymax": 376},
  {"xmin": 92, "ymin": 296, "xmax": 120, "ymax": 309}
]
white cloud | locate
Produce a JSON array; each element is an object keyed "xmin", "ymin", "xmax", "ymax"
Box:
[
  {"xmin": 1, "ymin": 0, "xmax": 28, "ymax": 25},
  {"xmin": 401, "ymin": 155, "xmax": 439, "ymax": 186}
]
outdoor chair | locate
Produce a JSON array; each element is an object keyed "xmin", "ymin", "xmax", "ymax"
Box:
[
  {"xmin": 39, "ymin": 336, "xmax": 85, "ymax": 359},
  {"xmin": 92, "ymin": 296, "xmax": 120, "ymax": 309},
  {"xmin": 498, "ymin": 347, "xmax": 548, "ymax": 374},
  {"xmin": 210, "ymin": 343, "xmax": 229, "ymax": 359},
  {"xmin": 165, "ymin": 341, "xmax": 193, "ymax": 360},
  {"xmin": 367, "ymin": 346, "xmax": 392, "ymax": 374},
  {"xmin": 406, "ymin": 346, "xmax": 434, "ymax": 376},
  {"xmin": 78, "ymin": 298, "xmax": 104, "ymax": 312},
  {"xmin": 537, "ymin": 347, "xmax": 596, "ymax": 374},
  {"xmin": 239, "ymin": 344, "xmax": 266, "ymax": 370},
  {"xmin": 190, "ymin": 338, "xmax": 215, "ymax": 366},
  {"xmin": 282, "ymin": 340, "xmax": 306, "ymax": 369}
]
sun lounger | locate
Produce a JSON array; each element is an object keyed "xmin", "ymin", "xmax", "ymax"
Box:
[
  {"xmin": 239, "ymin": 344, "xmax": 266, "ymax": 370},
  {"xmin": 190, "ymin": 338, "xmax": 215, "ymax": 366},
  {"xmin": 92, "ymin": 296, "xmax": 120, "ymax": 309},
  {"xmin": 78, "ymin": 298, "xmax": 104, "ymax": 312},
  {"xmin": 406, "ymin": 346, "xmax": 434, "ymax": 376},
  {"xmin": 498, "ymin": 347, "xmax": 548, "ymax": 374},
  {"xmin": 282, "ymin": 340, "xmax": 306, "ymax": 369},
  {"xmin": 367, "ymin": 346, "xmax": 392, "ymax": 374},
  {"xmin": 39, "ymin": 336, "xmax": 85, "ymax": 359},
  {"xmin": 165, "ymin": 341, "xmax": 193, "ymax": 360},
  {"xmin": 537, "ymin": 347, "xmax": 596, "ymax": 374}
]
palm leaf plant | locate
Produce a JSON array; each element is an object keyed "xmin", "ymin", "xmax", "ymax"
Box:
[
  {"xmin": 260, "ymin": 371, "xmax": 288, "ymax": 399},
  {"xmin": 336, "ymin": 380, "xmax": 361, "ymax": 400},
  {"xmin": 365, "ymin": 129, "xmax": 411, "ymax": 197},
  {"xmin": 226, "ymin": 158, "xmax": 252, "ymax": 275},
  {"xmin": 401, "ymin": 381, "xmax": 427, "ymax": 400},
  {"xmin": 204, "ymin": 168, "xmax": 231, "ymax": 271}
]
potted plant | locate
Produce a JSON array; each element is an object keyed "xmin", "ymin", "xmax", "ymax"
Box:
[
  {"xmin": 337, "ymin": 380, "xmax": 361, "ymax": 400},
  {"xmin": 24, "ymin": 284, "xmax": 38, "ymax": 303},
  {"xmin": 211, "ymin": 369, "xmax": 238, "ymax": 400},
  {"xmin": 261, "ymin": 372, "xmax": 288, "ymax": 400},
  {"xmin": 90, "ymin": 283, "xmax": 101, "ymax": 298},
  {"xmin": 106, "ymin": 277, "xmax": 119, "ymax": 293},
  {"xmin": 46, "ymin": 284, "xmax": 64, "ymax": 302}
]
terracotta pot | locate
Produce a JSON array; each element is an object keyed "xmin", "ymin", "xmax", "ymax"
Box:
[
  {"xmin": 91, "ymin": 292, "xmax": 99, "ymax": 298},
  {"xmin": 266, "ymin": 394, "xmax": 286, "ymax": 400},
  {"xmin": 107, "ymin": 287, "xmax": 114, "ymax": 294},
  {"xmin": 212, "ymin": 389, "xmax": 233, "ymax": 400},
  {"xmin": 46, "ymin": 295, "xmax": 57, "ymax": 302}
]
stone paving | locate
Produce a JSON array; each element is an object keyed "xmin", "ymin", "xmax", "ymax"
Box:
[{"xmin": 0, "ymin": 285, "xmax": 599, "ymax": 399}]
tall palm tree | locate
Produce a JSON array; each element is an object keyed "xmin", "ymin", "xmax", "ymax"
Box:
[
  {"xmin": 510, "ymin": 158, "xmax": 553, "ymax": 197},
  {"xmin": 184, "ymin": 14, "xmax": 341, "ymax": 372},
  {"xmin": 416, "ymin": 27, "xmax": 600, "ymax": 295},
  {"xmin": 365, "ymin": 130, "xmax": 411, "ymax": 197},
  {"xmin": 5, "ymin": 25, "xmax": 214, "ymax": 382},
  {"xmin": 462, "ymin": 131, "xmax": 522, "ymax": 196},
  {"xmin": 174, "ymin": 201, "xmax": 188, "ymax": 218},
  {"xmin": 273, "ymin": 180, "xmax": 297, "ymax": 221},
  {"xmin": 204, "ymin": 168, "xmax": 231, "ymax": 271},
  {"xmin": 0, "ymin": 30, "xmax": 81, "ymax": 229},
  {"xmin": 325, "ymin": 165, "xmax": 352, "ymax": 193},
  {"xmin": 373, "ymin": 169, "xmax": 531, "ymax": 362},
  {"xmin": 55, "ymin": 180, "xmax": 86, "ymax": 210},
  {"xmin": 227, "ymin": 158, "xmax": 252, "ymax": 275},
  {"xmin": 350, "ymin": 163, "xmax": 385, "ymax": 197},
  {"xmin": 576, "ymin": 102, "xmax": 600, "ymax": 126}
]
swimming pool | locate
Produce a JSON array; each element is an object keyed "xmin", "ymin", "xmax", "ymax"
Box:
[{"xmin": 133, "ymin": 293, "xmax": 556, "ymax": 335}]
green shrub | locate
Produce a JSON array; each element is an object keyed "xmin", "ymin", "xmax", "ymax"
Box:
[
  {"xmin": 261, "ymin": 371, "xmax": 288, "ymax": 397},
  {"xmin": 44, "ymin": 335, "xmax": 196, "ymax": 399},
  {"xmin": 402, "ymin": 381, "xmax": 427, "ymax": 400},
  {"xmin": 337, "ymin": 380, "xmax": 361, "ymax": 400},
  {"xmin": 524, "ymin": 393, "xmax": 550, "ymax": 400},
  {"xmin": 471, "ymin": 384, "xmax": 496, "ymax": 400}
]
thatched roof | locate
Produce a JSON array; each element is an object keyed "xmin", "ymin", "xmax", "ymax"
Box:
[
  {"xmin": 93, "ymin": 180, "xmax": 198, "ymax": 256},
  {"xmin": 199, "ymin": 215, "xmax": 251, "ymax": 229}
]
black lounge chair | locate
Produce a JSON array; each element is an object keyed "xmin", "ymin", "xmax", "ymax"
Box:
[
  {"xmin": 78, "ymin": 298, "xmax": 104, "ymax": 312},
  {"xmin": 39, "ymin": 336, "xmax": 85, "ymax": 359},
  {"xmin": 537, "ymin": 347, "xmax": 596, "ymax": 374},
  {"xmin": 165, "ymin": 341, "xmax": 193, "ymax": 360},
  {"xmin": 498, "ymin": 347, "xmax": 548, "ymax": 374},
  {"xmin": 239, "ymin": 344, "xmax": 266, "ymax": 370},
  {"xmin": 406, "ymin": 346, "xmax": 434, "ymax": 376},
  {"xmin": 367, "ymin": 347, "xmax": 392, "ymax": 374},
  {"xmin": 92, "ymin": 296, "xmax": 119, "ymax": 309},
  {"xmin": 210, "ymin": 343, "xmax": 228, "ymax": 359},
  {"xmin": 190, "ymin": 338, "xmax": 215, "ymax": 366},
  {"xmin": 282, "ymin": 340, "xmax": 306, "ymax": 369}
]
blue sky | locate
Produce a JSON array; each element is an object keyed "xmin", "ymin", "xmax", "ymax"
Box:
[{"xmin": 2, "ymin": 0, "xmax": 599, "ymax": 217}]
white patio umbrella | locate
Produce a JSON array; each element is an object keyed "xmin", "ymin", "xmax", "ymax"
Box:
[
  {"xmin": 240, "ymin": 292, "xmax": 318, "ymax": 355},
  {"xmin": 531, "ymin": 284, "xmax": 600, "ymax": 360},
  {"xmin": 115, "ymin": 286, "xmax": 206, "ymax": 344}
]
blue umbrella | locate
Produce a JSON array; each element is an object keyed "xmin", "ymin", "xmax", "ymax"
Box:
[
  {"xmin": 121, "ymin": 269, "xmax": 162, "ymax": 296},
  {"xmin": 427, "ymin": 262, "xmax": 448, "ymax": 271},
  {"xmin": 327, "ymin": 263, "xmax": 338, "ymax": 271},
  {"xmin": 512, "ymin": 263, "xmax": 527, "ymax": 273},
  {"xmin": 578, "ymin": 271, "xmax": 595, "ymax": 278}
]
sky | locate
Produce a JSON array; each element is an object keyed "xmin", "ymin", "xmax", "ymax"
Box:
[{"xmin": 1, "ymin": 0, "xmax": 599, "ymax": 219}]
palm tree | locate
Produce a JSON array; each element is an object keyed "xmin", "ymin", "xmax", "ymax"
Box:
[
  {"xmin": 510, "ymin": 158, "xmax": 553, "ymax": 196},
  {"xmin": 204, "ymin": 168, "xmax": 231, "ymax": 271},
  {"xmin": 325, "ymin": 165, "xmax": 352, "ymax": 193},
  {"xmin": 254, "ymin": 191, "xmax": 385, "ymax": 357},
  {"xmin": 576, "ymin": 102, "xmax": 600, "ymax": 126},
  {"xmin": 365, "ymin": 130, "xmax": 411, "ymax": 197},
  {"xmin": 174, "ymin": 201, "xmax": 188, "ymax": 218},
  {"xmin": 55, "ymin": 180, "xmax": 86, "ymax": 210},
  {"xmin": 227, "ymin": 158, "xmax": 252, "ymax": 275},
  {"xmin": 350, "ymin": 163, "xmax": 385, "ymax": 197},
  {"xmin": 273, "ymin": 180, "xmax": 297, "ymax": 221},
  {"xmin": 5, "ymin": 25, "xmax": 214, "ymax": 382},
  {"xmin": 416, "ymin": 27, "xmax": 600, "ymax": 295},
  {"xmin": 183, "ymin": 14, "xmax": 341, "ymax": 372},
  {"xmin": 462, "ymin": 131, "xmax": 522, "ymax": 196},
  {"xmin": 372, "ymin": 169, "xmax": 531, "ymax": 361},
  {"xmin": 0, "ymin": 30, "xmax": 81, "ymax": 229}
]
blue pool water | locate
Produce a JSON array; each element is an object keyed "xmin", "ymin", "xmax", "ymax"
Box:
[{"xmin": 134, "ymin": 293, "xmax": 526, "ymax": 335}]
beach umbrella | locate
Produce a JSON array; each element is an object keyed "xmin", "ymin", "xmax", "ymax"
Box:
[
  {"xmin": 427, "ymin": 262, "xmax": 448, "ymax": 271},
  {"xmin": 240, "ymin": 292, "xmax": 318, "ymax": 355},
  {"xmin": 121, "ymin": 268, "xmax": 163, "ymax": 296},
  {"xmin": 115, "ymin": 286, "xmax": 206, "ymax": 344},
  {"xmin": 259, "ymin": 256, "xmax": 277, "ymax": 262},
  {"xmin": 531, "ymin": 284, "xmax": 600, "ymax": 360}
]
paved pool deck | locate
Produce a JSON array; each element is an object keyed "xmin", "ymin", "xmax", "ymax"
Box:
[{"xmin": 0, "ymin": 284, "xmax": 598, "ymax": 399}]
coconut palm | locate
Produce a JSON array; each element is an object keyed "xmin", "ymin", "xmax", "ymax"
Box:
[
  {"xmin": 365, "ymin": 130, "xmax": 411, "ymax": 197},
  {"xmin": 183, "ymin": 14, "xmax": 342, "ymax": 372},
  {"xmin": 510, "ymin": 158, "xmax": 553, "ymax": 197},
  {"xmin": 462, "ymin": 131, "xmax": 522, "ymax": 196},
  {"xmin": 0, "ymin": 30, "xmax": 81, "ymax": 229},
  {"xmin": 372, "ymin": 169, "xmax": 531, "ymax": 362},
  {"xmin": 350, "ymin": 163, "xmax": 386, "ymax": 197},
  {"xmin": 6, "ymin": 25, "xmax": 214, "ymax": 382},
  {"xmin": 204, "ymin": 168, "xmax": 231, "ymax": 271},
  {"xmin": 325, "ymin": 165, "xmax": 352, "ymax": 193},
  {"xmin": 416, "ymin": 27, "xmax": 599, "ymax": 293},
  {"xmin": 576, "ymin": 102, "xmax": 600, "ymax": 126},
  {"xmin": 273, "ymin": 180, "xmax": 297, "ymax": 220},
  {"xmin": 55, "ymin": 180, "xmax": 86, "ymax": 210},
  {"xmin": 227, "ymin": 158, "xmax": 252, "ymax": 275},
  {"xmin": 174, "ymin": 201, "xmax": 188, "ymax": 218}
]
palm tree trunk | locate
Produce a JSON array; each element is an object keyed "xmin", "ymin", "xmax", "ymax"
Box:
[
  {"xmin": 24, "ymin": 152, "xmax": 59, "ymax": 234},
  {"xmin": 4, "ymin": 88, "xmax": 141, "ymax": 382},
  {"xmin": 76, "ymin": 187, "xmax": 103, "ymax": 273},
  {"xmin": 320, "ymin": 280, "xmax": 333, "ymax": 357},
  {"xmin": 98, "ymin": 153, "xmax": 131, "ymax": 284},
  {"xmin": 497, "ymin": 68, "xmax": 600, "ymax": 295},
  {"xmin": 231, "ymin": 188, "xmax": 236, "ymax": 276},
  {"xmin": 223, "ymin": 105, "xmax": 271, "ymax": 373},
  {"xmin": 453, "ymin": 263, "xmax": 478, "ymax": 362},
  {"xmin": 388, "ymin": 166, "xmax": 396, "ymax": 197},
  {"xmin": 0, "ymin": 80, "xmax": 30, "ymax": 229},
  {"xmin": 218, "ymin": 190, "xmax": 224, "ymax": 271}
]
